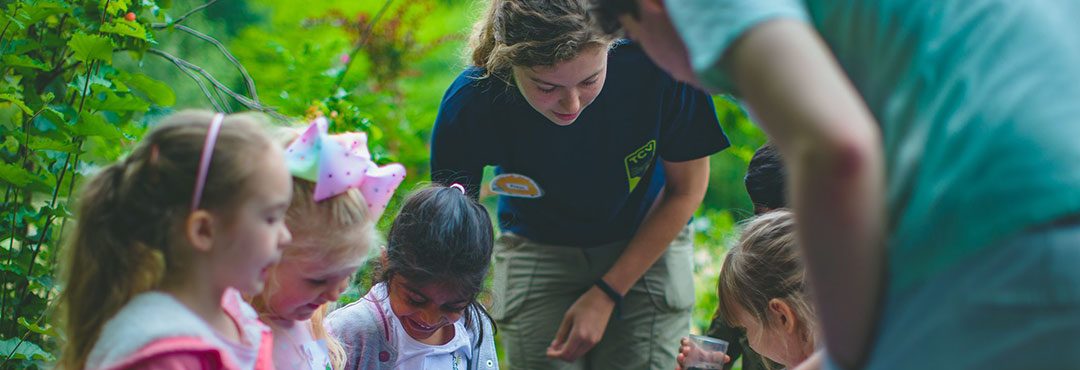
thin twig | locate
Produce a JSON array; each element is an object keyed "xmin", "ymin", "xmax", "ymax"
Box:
[
  {"xmin": 161, "ymin": 0, "xmax": 218, "ymax": 28},
  {"xmin": 99, "ymin": 0, "xmax": 111, "ymax": 24},
  {"xmin": 170, "ymin": 25, "xmax": 261, "ymax": 102},
  {"xmin": 183, "ymin": 66, "xmax": 227, "ymax": 112},
  {"xmin": 11, "ymin": 146, "xmax": 72, "ymax": 326},
  {"xmin": 211, "ymin": 84, "xmax": 233, "ymax": 113},
  {"xmin": 1, "ymin": 186, "xmax": 13, "ymax": 329},
  {"xmin": 1, "ymin": 140, "xmax": 75, "ymax": 365},
  {"xmin": 49, "ymin": 14, "xmax": 69, "ymax": 69},
  {"xmin": 50, "ymin": 139, "xmax": 84, "ymax": 271},
  {"xmin": 334, "ymin": 0, "xmax": 395, "ymax": 89},
  {"xmin": 75, "ymin": 61, "xmax": 96, "ymax": 119},
  {"xmin": 146, "ymin": 49, "xmax": 229, "ymax": 112},
  {"xmin": 0, "ymin": 2, "xmax": 22, "ymax": 48},
  {"xmin": 148, "ymin": 49, "xmax": 287, "ymax": 120}
]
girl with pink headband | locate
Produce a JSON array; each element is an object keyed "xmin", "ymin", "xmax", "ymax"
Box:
[
  {"xmin": 60, "ymin": 110, "xmax": 292, "ymax": 370},
  {"xmin": 249, "ymin": 117, "xmax": 406, "ymax": 370}
]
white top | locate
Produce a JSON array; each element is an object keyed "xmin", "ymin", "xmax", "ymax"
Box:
[
  {"xmin": 271, "ymin": 319, "xmax": 333, "ymax": 370},
  {"xmin": 373, "ymin": 283, "xmax": 473, "ymax": 370},
  {"xmin": 86, "ymin": 289, "xmax": 266, "ymax": 370}
]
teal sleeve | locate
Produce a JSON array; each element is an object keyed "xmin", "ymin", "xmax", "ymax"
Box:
[{"xmin": 666, "ymin": 0, "xmax": 809, "ymax": 93}]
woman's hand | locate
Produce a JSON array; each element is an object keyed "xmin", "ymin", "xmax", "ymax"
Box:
[{"xmin": 545, "ymin": 286, "xmax": 616, "ymax": 362}]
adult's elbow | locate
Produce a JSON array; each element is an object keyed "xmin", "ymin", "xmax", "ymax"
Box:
[{"xmin": 793, "ymin": 126, "xmax": 879, "ymax": 182}]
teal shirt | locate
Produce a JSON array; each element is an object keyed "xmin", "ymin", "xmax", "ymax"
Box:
[{"xmin": 669, "ymin": 0, "xmax": 1080, "ymax": 293}]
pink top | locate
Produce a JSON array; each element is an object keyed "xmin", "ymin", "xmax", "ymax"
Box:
[{"xmin": 87, "ymin": 289, "xmax": 274, "ymax": 370}]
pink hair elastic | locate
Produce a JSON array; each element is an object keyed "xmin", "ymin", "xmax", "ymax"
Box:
[
  {"xmin": 191, "ymin": 113, "xmax": 225, "ymax": 211},
  {"xmin": 450, "ymin": 183, "xmax": 466, "ymax": 195}
]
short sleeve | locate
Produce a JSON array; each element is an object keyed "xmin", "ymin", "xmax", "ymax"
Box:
[
  {"xmin": 658, "ymin": 80, "xmax": 729, "ymax": 162},
  {"xmin": 430, "ymin": 71, "xmax": 498, "ymax": 199},
  {"xmin": 666, "ymin": 0, "xmax": 809, "ymax": 92}
]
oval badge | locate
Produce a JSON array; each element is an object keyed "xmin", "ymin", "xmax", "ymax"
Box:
[{"xmin": 490, "ymin": 173, "xmax": 543, "ymax": 199}]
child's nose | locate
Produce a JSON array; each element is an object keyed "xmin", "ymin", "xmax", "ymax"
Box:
[
  {"xmin": 419, "ymin": 309, "xmax": 443, "ymax": 326},
  {"xmin": 323, "ymin": 286, "xmax": 342, "ymax": 302},
  {"xmin": 278, "ymin": 225, "xmax": 292, "ymax": 247},
  {"xmin": 322, "ymin": 279, "xmax": 348, "ymax": 302}
]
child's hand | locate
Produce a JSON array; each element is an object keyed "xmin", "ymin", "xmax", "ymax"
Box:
[{"xmin": 675, "ymin": 336, "xmax": 731, "ymax": 370}]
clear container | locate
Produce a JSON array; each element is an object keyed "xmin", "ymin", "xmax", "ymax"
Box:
[{"xmin": 684, "ymin": 334, "xmax": 729, "ymax": 370}]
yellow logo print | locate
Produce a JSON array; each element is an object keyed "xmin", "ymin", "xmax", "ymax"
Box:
[{"xmin": 625, "ymin": 140, "xmax": 656, "ymax": 192}]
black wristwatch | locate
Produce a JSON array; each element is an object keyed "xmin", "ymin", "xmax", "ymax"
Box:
[{"xmin": 594, "ymin": 278, "xmax": 623, "ymax": 320}]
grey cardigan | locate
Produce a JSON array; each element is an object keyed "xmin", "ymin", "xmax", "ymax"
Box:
[{"xmin": 325, "ymin": 286, "xmax": 499, "ymax": 370}]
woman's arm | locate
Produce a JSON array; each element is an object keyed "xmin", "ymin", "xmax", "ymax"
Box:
[
  {"xmin": 726, "ymin": 18, "xmax": 886, "ymax": 369},
  {"xmin": 546, "ymin": 156, "xmax": 710, "ymax": 362}
]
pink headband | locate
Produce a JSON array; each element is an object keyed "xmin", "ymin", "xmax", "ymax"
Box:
[
  {"xmin": 284, "ymin": 117, "xmax": 406, "ymax": 220},
  {"xmin": 191, "ymin": 113, "xmax": 225, "ymax": 211}
]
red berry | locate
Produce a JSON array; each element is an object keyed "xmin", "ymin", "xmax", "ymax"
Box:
[{"xmin": 124, "ymin": 12, "xmax": 136, "ymax": 22}]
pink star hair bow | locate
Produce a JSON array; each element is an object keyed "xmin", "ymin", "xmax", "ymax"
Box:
[{"xmin": 285, "ymin": 117, "xmax": 406, "ymax": 220}]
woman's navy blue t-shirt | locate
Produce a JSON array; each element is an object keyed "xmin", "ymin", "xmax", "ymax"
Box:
[{"xmin": 431, "ymin": 42, "xmax": 729, "ymax": 247}]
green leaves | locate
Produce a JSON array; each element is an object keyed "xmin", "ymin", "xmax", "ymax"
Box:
[
  {"xmin": 88, "ymin": 88, "xmax": 150, "ymax": 112},
  {"xmin": 2, "ymin": 55, "xmax": 48, "ymax": 71},
  {"xmin": 68, "ymin": 32, "xmax": 115, "ymax": 64},
  {"xmin": 21, "ymin": 0, "xmax": 70, "ymax": 26},
  {"xmin": 100, "ymin": 0, "xmax": 131, "ymax": 15},
  {"xmin": 72, "ymin": 112, "xmax": 124, "ymax": 140},
  {"xmin": 101, "ymin": 19, "xmax": 148, "ymax": 41},
  {"xmin": 0, "ymin": 93, "xmax": 33, "ymax": 115},
  {"xmin": 0, "ymin": 337, "xmax": 54, "ymax": 361},
  {"xmin": 0, "ymin": 162, "xmax": 52, "ymax": 191},
  {"xmin": 121, "ymin": 73, "xmax": 175, "ymax": 106}
]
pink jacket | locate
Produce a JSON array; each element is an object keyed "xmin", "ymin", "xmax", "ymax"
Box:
[{"xmin": 86, "ymin": 289, "xmax": 274, "ymax": 370}]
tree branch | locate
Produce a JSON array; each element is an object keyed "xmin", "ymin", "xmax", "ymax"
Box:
[
  {"xmin": 1, "ymin": 186, "xmax": 14, "ymax": 330},
  {"xmin": 147, "ymin": 49, "xmax": 287, "ymax": 119},
  {"xmin": 170, "ymin": 25, "xmax": 261, "ymax": 102},
  {"xmin": 155, "ymin": 0, "xmax": 219, "ymax": 28},
  {"xmin": 334, "ymin": 0, "xmax": 395, "ymax": 89}
]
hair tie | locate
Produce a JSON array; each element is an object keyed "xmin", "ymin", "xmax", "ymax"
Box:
[
  {"xmin": 191, "ymin": 113, "xmax": 224, "ymax": 211},
  {"xmin": 285, "ymin": 117, "xmax": 406, "ymax": 220},
  {"xmin": 450, "ymin": 183, "xmax": 466, "ymax": 195}
]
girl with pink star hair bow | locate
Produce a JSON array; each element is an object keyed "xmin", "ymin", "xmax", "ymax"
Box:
[{"xmin": 252, "ymin": 117, "xmax": 406, "ymax": 370}]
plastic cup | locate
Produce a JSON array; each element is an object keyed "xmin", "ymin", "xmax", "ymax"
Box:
[{"xmin": 684, "ymin": 334, "xmax": 729, "ymax": 370}]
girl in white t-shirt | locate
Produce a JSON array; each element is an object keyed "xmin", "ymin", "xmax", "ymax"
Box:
[{"xmin": 326, "ymin": 184, "xmax": 499, "ymax": 370}]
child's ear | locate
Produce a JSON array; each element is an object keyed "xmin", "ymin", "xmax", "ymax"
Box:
[
  {"xmin": 185, "ymin": 210, "xmax": 216, "ymax": 252},
  {"xmin": 768, "ymin": 298, "xmax": 798, "ymax": 334},
  {"xmin": 379, "ymin": 247, "xmax": 388, "ymax": 266}
]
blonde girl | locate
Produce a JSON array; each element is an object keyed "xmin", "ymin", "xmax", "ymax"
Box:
[
  {"xmin": 251, "ymin": 118, "xmax": 405, "ymax": 370},
  {"xmin": 679, "ymin": 210, "xmax": 817, "ymax": 370}
]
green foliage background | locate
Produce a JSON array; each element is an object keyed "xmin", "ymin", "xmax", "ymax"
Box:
[{"xmin": 0, "ymin": 0, "xmax": 765, "ymax": 368}]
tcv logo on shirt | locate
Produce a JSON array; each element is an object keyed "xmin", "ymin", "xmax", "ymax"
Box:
[{"xmin": 625, "ymin": 140, "xmax": 656, "ymax": 192}]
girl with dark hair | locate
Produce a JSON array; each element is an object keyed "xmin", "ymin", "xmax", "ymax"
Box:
[{"xmin": 326, "ymin": 184, "xmax": 499, "ymax": 370}]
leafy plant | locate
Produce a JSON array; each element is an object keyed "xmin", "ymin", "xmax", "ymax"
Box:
[{"xmin": 0, "ymin": 1, "xmax": 270, "ymax": 368}]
